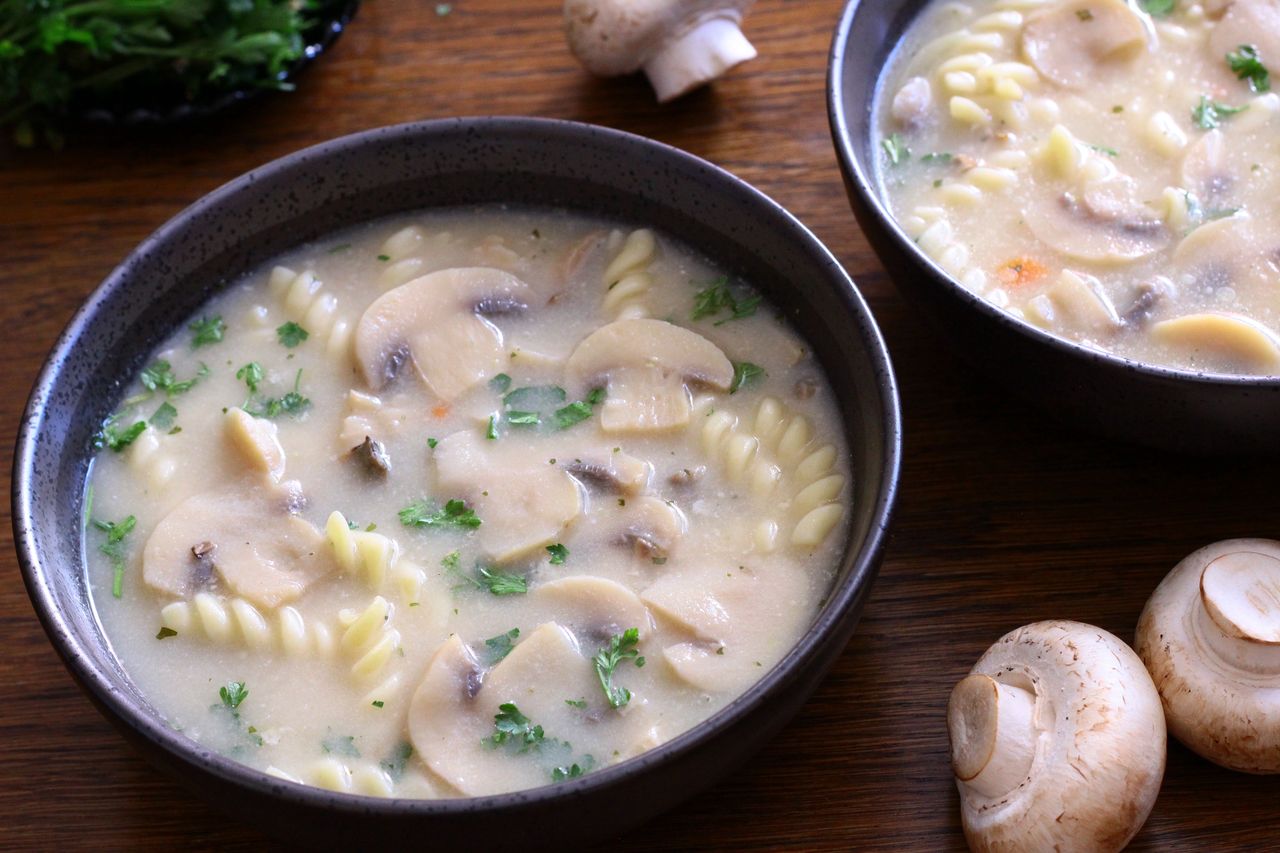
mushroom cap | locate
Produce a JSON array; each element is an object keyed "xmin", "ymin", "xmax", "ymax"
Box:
[
  {"xmin": 1135, "ymin": 539, "xmax": 1280, "ymax": 773},
  {"xmin": 1021, "ymin": 0, "xmax": 1154, "ymax": 89},
  {"xmin": 950, "ymin": 620, "xmax": 1165, "ymax": 853},
  {"xmin": 565, "ymin": 319, "xmax": 733, "ymax": 433},
  {"xmin": 1025, "ymin": 180, "xmax": 1168, "ymax": 264},
  {"xmin": 434, "ymin": 429, "xmax": 583, "ymax": 562},
  {"xmin": 564, "ymin": 0, "xmax": 753, "ymax": 76},
  {"xmin": 354, "ymin": 267, "xmax": 531, "ymax": 399},
  {"xmin": 142, "ymin": 481, "xmax": 332, "ymax": 609}
]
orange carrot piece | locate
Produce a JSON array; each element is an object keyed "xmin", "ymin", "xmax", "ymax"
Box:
[
  {"xmin": 995, "ymin": 257, "xmax": 1048, "ymax": 287},
  {"xmin": 432, "ymin": 403, "xmax": 451, "ymax": 418}
]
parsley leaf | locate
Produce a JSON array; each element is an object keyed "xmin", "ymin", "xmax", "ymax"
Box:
[
  {"xmin": 552, "ymin": 759, "xmax": 594, "ymax": 782},
  {"xmin": 156, "ymin": 626, "xmax": 178, "ymax": 640},
  {"xmin": 1192, "ymin": 95, "xmax": 1247, "ymax": 129},
  {"xmin": 399, "ymin": 498, "xmax": 482, "ymax": 529},
  {"xmin": 920, "ymin": 152, "xmax": 953, "ymax": 164},
  {"xmin": 189, "ymin": 315, "xmax": 225, "ymax": 348},
  {"xmin": 484, "ymin": 628, "xmax": 521, "ymax": 664},
  {"xmin": 553, "ymin": 388, "xmax": 606, "ymax": 430},
  {"xmin": 489, "ymin": 373, "xmax": 512, "ymax": 393},
  {"xmin": 486, "ymin": 413, "xmax": 499, "ymax": 440},
  {"xmin": 93, "ymin": 514, "xmax": 136, "ymax": 598},
  {"xmin": 140, "ymin": 359, "xmax": 203, "ymax": 396},
  {"xmin": 729, "ymin": 361, "xmax": 765, "ymax": 394},
  {"xmin": 1228, "ymin": 44, "xmax": 1271, "ymax": 92},
  {"xmin": 380, "ymin": 742, "xmax": 414, "ymax": 781},
  {"xmin": 475, "ymin": 566, "xmax": 528, "ymax": 596},
  {"xmin": 427, "ymin": 437, "xmax": 439, "ymax": 449},
  {"xmin": 506, "ymin": 410, "xmax": 541, "ymax": 425},
  {"xmin": 220, "ymin": 681, "xmax": 249, "ymax": 710},
  {"xmin": 236, "ymin": 362, "xmax": 264, "ymax": 394},
  {"xmin": 150, "ymin": 401, "xmax": 178, "ymax": 430},
  {"xmin": 882, "ymin": 133, "xmax": 910, "ymax": 166},
  {"xmin": 564, "ymin": 698, "xmax": 588, "ymax": 709},
  {"xmin": 690, "ymin": 276, "xmax": 761, "ymax": 325},
  {"xmin": 546, "ymin": 543, "xmax": 569, "ymax": 565},
  {"xmin": 1139, "ymin": 0, "xmax": 1175, "ymax": 15},
  {"xmin": 487, "ymin": 703, "xmax": 544, "ymax": 751},
  {"xmin": 1087, "ymin": 143, "xmax": 1118, "ymax": 158},
  {"xmin": 245, "ymin": 369, "xmax": 310, "ymax": 419},
  {"xmin": 592, "ymin": 628, "xmax": 646, "ymax": 709},
  {"xmin": 276, "ymin": 321, "xmax": 309, "ymax": 348},
  {"xmin": 94, "ymin": 417, "xmax": 147, "ymax": 452},
  {"xmin": 321, "ymin": 734, "xmax": 360, "ymax": 757}
]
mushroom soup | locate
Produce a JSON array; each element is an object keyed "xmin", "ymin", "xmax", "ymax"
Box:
[
  {"xmin": 877, "ymin": 0, "xmax": 1280, "ymax": 374},
  {"xmin": 84, "ymin": 207, "xmax": 851, "ymax": 797}
]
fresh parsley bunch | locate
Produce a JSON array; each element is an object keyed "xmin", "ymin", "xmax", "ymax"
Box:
[{"xmin": 0, "ymin": 0, "xmax": 332, "ymax": 145}]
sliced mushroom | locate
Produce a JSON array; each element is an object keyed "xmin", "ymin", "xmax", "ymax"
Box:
[
  {"xmin": 1120, "ymin": 278, "xmax": 1175, "ymax": 328},
  {"xmin": 564, "ymin": 447, "xmax": 653, "ymax": 495},
  {"xmin": 949, "ymin": 621, "xmax": 1165, "ymax": 851},
  {"xmin": 1021, "ymin": 0, "xmax": 1154, "ymax": 89},
  {"xmin": 1150, "ymin": 312, "xmax": 1280, "ymax": 372},
  {"xmin": 533, "ymin": 576, "xmax": 652, "ymax": 645},
  {"xmin": 557, "ymin": 230, "xmax": 608, "ymax": 285},
  {"xmin": 143, "ymin": 481, "xmax": 332, "ymax": 608},
  {"xmin": 640, "ymin": 562, "xmax": 813, "ymax": 691},
  {"xmin": 1170, "ymin": 212, "xmax": 1277, "ymax": 296},
  {"xmin": 434, "ymin": 430, "xmax": 582, "ymax": 562},
  {"xmin": 1135, "ymin": 539, "xmax": 1280, "ymax": 772},
  {"xmin": 349, "ymin": 435, "xmax": 391, "ymax": 478},
  {"xmin": 354, "ymin": 267, "xmax": 532, "ymax": 399},
  {"xmin": 1026, "ymin": 184, "xmax": 1167, "ymax": 264},
  {"xmin": 224, "ymin": 407, "xmax": 285, "ymax": 483},
  {"xmin": 565, "ymin": 319, "xmax": 734, "ymax": 433},
  {"xmin": 612, "ymin": 496, "xmax": 687, "ymax": 561},
  {"xmin": 1208, "ymin": 0, "xmax": 1280, "ymax": 80},
  {"xmin": 408, "ymin": 623, "xmax": 656, "ymax": 796}
]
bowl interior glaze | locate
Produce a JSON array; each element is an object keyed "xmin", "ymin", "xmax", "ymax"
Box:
[{"xmin": 14, "ymin": 118, "xmax": 901, "ymax": 848}]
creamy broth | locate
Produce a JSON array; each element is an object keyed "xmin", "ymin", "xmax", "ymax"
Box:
[
  {"xmin": 85, "ymin": 207, "xmax": 851, "ymax": 798},
  {"xmin": 878, "ymin": 0, "xmax": 1280, "ymax": 374}
]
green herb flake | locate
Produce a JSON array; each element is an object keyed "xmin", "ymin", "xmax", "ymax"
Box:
[
  {"xmin": 380, "ymin": 742, "xmax": 414, "ymax": 781},
  {"xmin": 1076, "ymin": 8, "xmax": 1093, "ymax": 20},
  {"xmin": 427, "ymin": 437, "xmax": 439, "ymax": 449},
  {"xmin": 93, "ymin": 514, "xmax": 136, "ymax": 598},
  {"xmin": 882, "ymin": 133, "xmax": 910, "ymax": 166},
  {"xmin": 475, "ymin": 565, "xmax": 527, "ymax": 596},
  {"xmin": 484, "ymin": 628, "xmax": 521, "ymax": 664},
  {"xmin": 487, "ymin": 703, "xmax": 544, "ymax": 751},
  {"xmin": 1228, "ymin": 44, "xmax": 1271, "ymax": 92},
  {"xmin": 371, "ymin": 700, "xmax": 385, "ymax": 709},
  {"xmin": 246, "ymin": 369, "xmax": 310, "ymax": 419},
  {"xmin": 220, "ymin": 681, "xmax": 249, "ymax": 710},
  {"xmin": 593, "ymin": 628, "xmax": 645, "ymax": 710},
  {"xmin": 156, "ymin": 626, "xmax": 178, "ymax": 640},
  {"xmin": 1112, "ymin": 105, "xmax": 1124, "ymax": 113},
  {"xmin": 377, "ymin": 254, "xmax": 391, "ymax": 262},
  {"xmin": 150, "ymin": 401, "xmax": 178, "ymax": 430},
  {"xmin": 546, "ymin": 543, "xmax": 569, "ymax": 565},
  {"xmin": 189, "ymin": 316, "xmax": 225, "ymax": 348},
  {"xmin": 489, "ymin": 373, "xmax": 512, "ymax": 393},
  {"xmin": 321, "ymin": 734, "xmax": 360, "ymax": 757},
  {"xmin": 399, "ymin": 498, "xmax": 482, "ymax": 529},
  {"xmin": 1088, "ymin": 143, "xmax": 1119, "ymax": 157},
  {"xmin": 729, "ymin": 361, "xmax": 765, "ymax": 394},
  {"xmin": 95, "ymin": 418, "xmax": 147, "ymax": 452},
  {"xmin": 565, "ymin": 698, "xmax": 588, "ymax": 709},
  {"xmin": 552, "ymin": 760, "xmax": 593, "ymax": 782},
  {"xmin": 276, "ymin": 321, "xmax": 310, "ymax": 348},
  {"xmin": 486, "ymin": 414, "xmax": 500, "ymax": 440},
  {"xmin": 690, "ymin": 276, "xmax": 761, "ymax": 325},
  {"xmin": 236, "ymin": 361, "xmax": 264, "ymax": 394},
  {"xmin": 141, "ymin": 359, "xmax": 201, "ymax": 396},
  {"xmin": 1192, "ymin": 95, "xmax": 1248, "ymax": 129},
  {"xmin": 920, "ymin": 152, "xmax": 953, "ymax": 164},
  {"xmin": 1139, "ymin": 0, "xmax": 1175, "ymax": 14},
  {"xmin": 506, "ymin": 410, "xmax": 540, "ymax": 426}
]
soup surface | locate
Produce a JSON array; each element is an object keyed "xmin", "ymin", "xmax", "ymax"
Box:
[
  {"xmin": 878, "ymin": 0, "xmax": 1280, "ymax": 374},
  {"xmin": 85, "ymin": 207, "xmax": 851, "ymax": 798}
]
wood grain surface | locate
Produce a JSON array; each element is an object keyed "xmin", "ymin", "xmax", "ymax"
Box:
[{"xmin": 3, "ymin": 1, "xmax": 1278, "ymax": 849}]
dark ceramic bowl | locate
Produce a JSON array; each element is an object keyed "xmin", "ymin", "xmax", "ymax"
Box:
[
  {"xmin": 13, "ymin": 117, "xmax": 901, "ymax": 850},
  {"xmin": 828, "ymin": 0, "xmax": 1280, "ymax": 454}
]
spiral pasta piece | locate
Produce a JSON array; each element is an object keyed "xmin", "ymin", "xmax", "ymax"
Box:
[
  {"xmin": 308, "ymin": 758, "xmax": 395, "ymax": 796},
  {"xmin": 267, "ymin": 266, "xmax": 353, "ymax": 363},
  {"xmin": 339, "ymin": 595, "xmax": 401, "ymax": 680},
  {"xmin": 325, "ymin": 510, "xmax": 425, "ymax": 601},
  {"xmin": 159, "ymin": 593, "xmax": 337, "ymax": 656},
  {"xmin": 601, "ymin": 229, "xmax": 656, "ymax": 319}
]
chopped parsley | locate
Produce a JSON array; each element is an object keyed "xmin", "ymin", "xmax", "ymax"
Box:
[
  {"xmin": 246, "ymin": 369, "xmax": 310, "ymax": 419},
  {"xmin": 399, "ymin": 498, "xmax": 482, "ymax": 529},
  {"xmin": 729, "ymin": 361, "xmax": 765, "ymax": 394},
  {"xmin": 593, "ymin": 628, "xmax": 645, "ymax": 710},
  {"xmin": 473, "ymin": 565, "xmax": 527, "ymax": 596},
  {"xmin": 155, "ymin": 626, "xmax": 178, "ymax": 640},
  {"xmin": 220, "ymin": 680, "xmax": 249, "ymax": 710},
  {"xmin": 554, "ymin": 388, "xmax": 606, "ymax": 430},
  {"xmin": 377, "ymin": 254, "xmax": 391, "ymax": 262},
  {"xmin": 552, "ymin": 759, "xmax": 594, "ymax": 782},
  {"xmin": 93, "ymin": 514, "xmax": 136, "ymax": 598},
  {"xmin": 140, "ymin": 359, "xmax": 204, "ymax": 396},
  {"xmin": 150, "ymin": 401, "xmax": 178, "ymax": 430},
  {"xmin": 484, "ymin": 628, "xmax": 521, "ymax": 664},
  {"xmin": 371, "ymin": 700, "xmax": 385, "ymax": 709},
  {"xmin": 380, "ymin": 742, "xmax": 414, "ymax": 781},
  {"xmin": 489, "ymin": 373, "xmax": 512, "ymax": 393},
  {"xmin": 276, "ymin": 321, "xmax": 310, "ymax": 348},
  {"xmin": 546, "ymin": 543, "xmax": 569, "ymax": 565},
  {"xmin": 427, "ymin": 437, "xmax": 439, "ymax": 449},
  {"xmin": 321, "ymin": 734, "xmax": 360, "ymax": 757},
  {"xmin": 1227, "ymin": 44, "xmax": 1271, "ymax": 93},
  {"xmin": 236, "ymin": 361, "xmax": 264, "ymax": 394},
  {"xmin": 1075, "ymin": 8, "xmax": 1093, "ymax": 20},
  {"xmin": 189, "ymin": 315, "xmax": 225, "ymax": 348},
  {"xmin": 564, "ymin": 698, "xmax": 588, "ymax": 709},
  {"xmin": 1192, "ymin": 95, "xmax": 1247, "ymax": 129},
  {"xmin": 94, "ymin": 417, "xmax": 146, "ymax": 452},
  {"xmin": 506, "ymin": 410, "xmax": 541, "ymax": 426},
  {"xmin": 920, "ymin": 151, "xmax": 953, "ymax": 164},
  {"xmin": 690, "ymin": 276, "xmax": 762, "ymax": 325},
  {"xmin": 1088, "ymin": 143, "xmax": 1118, "ymax": 158},
  {"xmin": 882, "ymin": 133, "xmax": 909, "ymax": 166},
  {"xmin": 486, "ymin": 703, "xmax": 544, "ymax": 751},
  {"xmin": 1139, "ymin": 0, "xmax": 1174, "ymax": 14}
]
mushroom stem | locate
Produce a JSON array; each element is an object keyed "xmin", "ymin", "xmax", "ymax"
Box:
[
  {"xmin": 1195, "ymin": 551, "xmax": 1280, "ymax": 676},
  {"xmin": 949, "ymin": 674, "xmax": 1037, "ymax": 799},
  {"xmin": 643, "ymin": 17, "xmax": 756, "ymax": 102}
]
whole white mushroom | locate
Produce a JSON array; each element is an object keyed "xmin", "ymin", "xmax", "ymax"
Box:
[
  {"xmin": 1135, "ymin": 538, "xmax": 1280, "ymax": 773},
  {"xmin": 948, "ymin": 621, "xmax": 1166, "ymax": 852},
  {"xmin": 564, "ymin": 0, "xmax": 757, "ymax": 102}
]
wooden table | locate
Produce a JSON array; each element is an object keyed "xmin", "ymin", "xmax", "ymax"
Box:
[{"xmin": 3, "ymin": 1, "xmax": 1278, "ymax": 849}]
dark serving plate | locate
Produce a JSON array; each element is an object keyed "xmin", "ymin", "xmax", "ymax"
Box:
[
  {"xmin": 76, "ymin": 0, "xmax": 360, "ymax": 127},
  {"xmin": 12, "ymin": 117, "xmax": 901, "ymax": 849},
  {"xmin": 828, "ymin": 0, "xmax": 1280, "ymax": 454}
]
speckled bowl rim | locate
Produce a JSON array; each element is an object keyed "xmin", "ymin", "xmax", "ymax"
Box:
[
  {"xmin": 14, "ymin": 117, "xmax": 902, "ymax": 819},
  {"xmin": 827, "ymin": 0, "xmax": 1280, "ymax": 389}
]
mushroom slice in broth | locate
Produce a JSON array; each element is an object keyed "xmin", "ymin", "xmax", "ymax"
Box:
[{"xmin": 1021, "ymin": 0, "xmax": 1154, "ymax": 89}]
